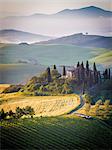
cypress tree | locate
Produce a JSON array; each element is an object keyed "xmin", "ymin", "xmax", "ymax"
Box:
[
  {"xmin": 63, "ymin": 66, "xmax": 66, "ymax": 76},
  {"xmin": 80, "ymin": 61, "xmax": 85, "ymax": 81},
  {"xmin": 93, "ymin": 62, "xmax": 97, "ymax": 71},
  {"xmin": 105, "ymin": 69, "xmax": 108, "ymax": 79},
  {"xmin": 53, "ymin": 65, "xmax": 56, "ymax": 70},
  {"xmin": 77, "ymin": 61, "xmax": 80, "ymax": 67},
  {"xmin": 86, "ymin": 60, "xmax": 89, "ymax": 78},
  {"xmin": 93, "ymin": 62, "xmax": 97, "ymax": 84},
  {"xmin": 81, "ymin": 61, "xmax": 84, "ymax": 69},
  {"xmin": 109, "ymin": 68, "xmax": 111, "ymax": 79},
  {"xmin": 89, "ymin": 71, "xmax": 93, "ymax": 87},
  {"xmin": 46, "ymin": 67, "xmax": 51, "ymax": 82},
  {"xmin": 86, "ymin": 60, "xmax": 89, "ymax": 71},
  {"xmin": 99, "ymin": 72, "xmax": 102, "ymax": 83}
]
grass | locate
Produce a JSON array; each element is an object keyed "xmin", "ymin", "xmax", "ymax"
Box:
[
  {"xmin": 1, "ymin": 116, "xmax": 112, "ymax": 150},
  {"xmin": 90, "ymin": 51, "xmax": 112, "ymax": 67},
  {"xmin": 0, "ymin": 93, "xmax": 80, "ymax": 116},
  {"xmin": 0, "ymin": 43, "xmax": 108, "ymax": 66}
]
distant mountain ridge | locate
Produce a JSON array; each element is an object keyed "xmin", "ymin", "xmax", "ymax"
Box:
[
  {"xmin": 0, "ymin": 29, "xmax": 53, "ymax": 44},
  {"xmin": 1, "ymin": 6, "xmax": 111, "ymax": 37},
  {"xmin": 37, "ymin": 33, "xmax": 112, "ymax": 49},
  {"xmin": 6, "ymin": 6, "xmax": 112, "ymax": 18},
  {"xmin": 55, "ymin": 6, "xmax": 112, "ymax": 17}
]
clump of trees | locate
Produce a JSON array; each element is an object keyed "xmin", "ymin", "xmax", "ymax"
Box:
[
  {"xmin": 83, "ymin": 94, "xmax": 91, "ymax": 115},
  {"xmin": 94, "ymin": 100, "xmax": 102, "ymax": 115},
  {"xmin": 83, "ymin": 94, "xmax": 92, "ymax": 103},
  {"xmin": 2, "ymin": 62, "xmax": 111, "ymax": 98},
  {"xmin": 0, "ymin": 109, "xmax": 7, "ymax": 120},
  {"xmin": 83, "ymin": 94, "xmax": 111, "ymax": 117},
  {"xmin": 0, "ymin": 106, "xmax": 35, "ymax": 120},
  {"xmin": 88, "ymin": 79, "xmax": 112, "ymax": 104},
  {"xmin": 85, "ymin": 103, "xmax": 91, "ymax": 115},
  {"xmin": 104, "ymin": 100, "xmax": 110, "ymax": 112},
  {"xmin": 21, "ymin": 65, "xmax": 73, "ymax": 96},
  {"xmin": 103, "ymin": 69, "xmax": 111, "ymax": 80},
  {"xmin": 94, "ymin": 99, "xmax": 110, "ymax": 117}
]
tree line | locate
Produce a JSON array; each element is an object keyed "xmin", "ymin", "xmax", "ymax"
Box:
[
  {"xmin": 83, "ymin": 94, "xmax": 110, "ymax": 117},
  {"xmin": 0, "ymin": 106, "xmax": 35, "ymax": 120}
]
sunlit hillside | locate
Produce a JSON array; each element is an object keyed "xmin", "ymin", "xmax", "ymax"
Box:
[
  {"xmin": 90, "ymin": 51, "xmax": 112, "ymax": 67},
  {"xmin": 0, "ymin": 94, "xmax": 80, "ymax": 116}
]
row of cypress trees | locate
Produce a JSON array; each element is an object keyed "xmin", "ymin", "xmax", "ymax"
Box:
[
  {"xmin": 46, "ymin": 65, "xmax": 66, "ymax": 82},
  {"xmin": 46, "ymin": 61, "xmax": 111, "ymax": 83}
]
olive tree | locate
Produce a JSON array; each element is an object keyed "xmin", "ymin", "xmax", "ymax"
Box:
[
  {"xmin": 94, "ymin": 100, "xmax": 102, "ymax": 116},
  {"xmin": 85, "ymin": 103, "xmax": 91, "ymax": 115},
  {"xmin": 104, "ymin": 100, "xmax": 110, "ymax": 112}
]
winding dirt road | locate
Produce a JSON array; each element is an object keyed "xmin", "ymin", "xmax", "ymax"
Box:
[{"xmin": 67, "ymin": 95, "xmax": 85, "ymax": 115}]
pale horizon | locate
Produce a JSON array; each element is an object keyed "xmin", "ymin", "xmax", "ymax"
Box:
[
  {"xmin": 0, "ymin": 0, "xmax": 112, "ymax": 37},
  {"xmin": 0, "ymin": 0, "xmax": 112, "ymax": 17}
]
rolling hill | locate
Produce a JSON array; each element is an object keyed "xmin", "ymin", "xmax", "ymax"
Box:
[
  {"xmin": 55, "ymin": 6, "xmax": 112, "ymax": 17},
  {"xmin": 0, "ymin": 29, "xmax": 53, "ymax": 44},
  {"xmin": 0, "ymin": 94, "xmax": 80, "ymax": 116},
  {"xmin": 37, "ymin": 33, "xmax": 112, "ymax": 49},
  {"xmin": 90, "ymin": 51, "xmax": 112, "ymax": 67}
]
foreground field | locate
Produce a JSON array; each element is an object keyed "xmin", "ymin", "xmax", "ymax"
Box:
[
  {"xmin": 1, "ymin": 116, "xmax": 112, "ymax": 150},
  {"xmin": 0, "ymin": 93, "xmax": 80, "ymax": 116}
]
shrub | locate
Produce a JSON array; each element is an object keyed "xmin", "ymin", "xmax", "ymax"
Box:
[
  {"xmin": 104, "ymin": 100, "xmax": 110, "ymax": 111},
  {"xmin": 85, "ymin": 103, "xmax": 91, "ymax": 115},
  {"xmin": 96, "ymin": 100, "xmax": 102, "ymax": 105},
  {"xmin": 24, "ymin": 106, "xmax": 35, "ymax": 118},
  {"xmin": 94, "ymin": 100, "xmax": 102, "ymax": 116},
  {"xmin": 16, "ymin": 107, "xmax": 24, "ymax": 118},
  {"xmin": 8, "ymin": 110, "xmax": 15, "ymax": 118},
  {"xmin": 0, "ymin": 109, "xmax": 7, "ymax": 120},
  {"xmin": 51, "ymin": 69, "xmax": 61, "ymax": 79},
  {"xmin": 83, "ymin": 94, "xmax": 92, "ymax": 103}
]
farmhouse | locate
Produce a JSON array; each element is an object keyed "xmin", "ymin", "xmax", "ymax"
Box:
[{"xmin": 66, "ymin": 62, "xmax": 101, "ymax": 84}]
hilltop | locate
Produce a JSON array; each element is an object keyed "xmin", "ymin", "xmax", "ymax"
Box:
[
  {"xmin": 0, "ymin": 29, "xmax": 53, "ymax": 44},
  {"xmin": 55, "ymin": 6, "xmax": 112, "ymax": 17},
  {"xmin": 37, "ymin": 33, "xmax": 112, "ymax": 49},
  {"xmin": 2, "ymin": 62, "xmax": 112, "ymax": 103}
]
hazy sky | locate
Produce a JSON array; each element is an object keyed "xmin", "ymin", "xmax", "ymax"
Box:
[{"xmin": 0, "ymin": 0, "xmax": 112, "ymax": 17}]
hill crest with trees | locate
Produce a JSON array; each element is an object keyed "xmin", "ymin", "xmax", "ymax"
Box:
[{"xmin": 2, "ymin": 62, "xmax": 111, "ymax": 103}]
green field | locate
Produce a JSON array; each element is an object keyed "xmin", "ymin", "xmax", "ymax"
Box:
[
  {"xmin": 0, "ymin": 43, "xmax": 108, "ymax": 65},
  {"xmin": 1, "ymin": 116, "xmax": 112, "ymax": 150},
  {"xmin": 0, "ymin": 43, "xmax": 110, "ymax": 84},
  {"xmin": 90, "ymin": 51, "xmax": 112, "ymax": 67}
]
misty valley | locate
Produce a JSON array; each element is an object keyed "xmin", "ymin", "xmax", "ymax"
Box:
[{"xmin": 0, "ymin": 42, "xmax": 111, "ymax": 84}]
